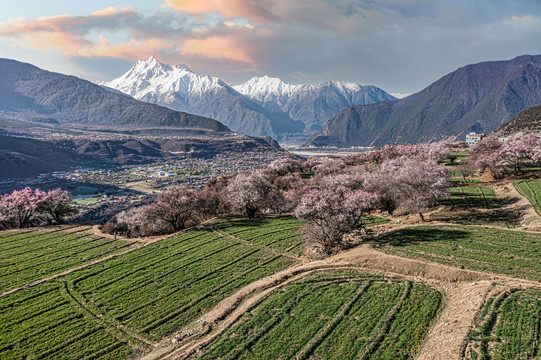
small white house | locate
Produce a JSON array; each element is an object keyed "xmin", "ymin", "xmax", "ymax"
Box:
[{"xmin": 466, "ymin": 132, "xmax": 485, "ymax": 146}]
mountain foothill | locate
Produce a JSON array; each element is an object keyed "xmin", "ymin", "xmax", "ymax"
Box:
[{"xmin": 2, "ymin": 54, "xmax": 541, "ymax": 154}]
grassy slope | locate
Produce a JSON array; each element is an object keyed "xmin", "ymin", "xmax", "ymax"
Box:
[
  {"xmin": 0, "ymin": 218, "xmax": 301, "ymax": 359},
  {"xmin": 195, "ymin": 271, "xmax": 441, "ymax": 360},
  {"xmin": 466, "ymin": 289, "xmax": 541, "ymax": 359},
  {"xmin": 0, "ymin": 226, "xmax": 130, "ymax": 292},
  {"xmin": 378, "ymin": 225, "xmax": 541, "ymax": 281}
]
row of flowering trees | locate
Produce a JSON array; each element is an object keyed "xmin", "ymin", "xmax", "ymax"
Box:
[
  {"xmin": 0, "ymin": 142, "xmax": 451, "ymax": 254},
  {"xmin": 0, "ymin": 188, "xmax": 76, "ymax": 229},
  {"xmin": 469, "ymin": 133, "xmax": 541, "ymax": 178},
  {"xmin": 104, "ymin": 143, "xmax": 451, "ymax": 254}
]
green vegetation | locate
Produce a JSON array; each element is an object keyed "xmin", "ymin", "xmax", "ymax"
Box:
[
  {"xmin": 466, "ymin": 289, "xmax": 541, "ymax": 359},
  {"xmin": 515, "ymin": 179, "xmax": 541, "ymax": 215},
  {"xmin": 0, "ymin": 219, "xmax": 300, "ymax": 358},
  {"xmin": 212, "ymin": 215, "xmax": 388, "ymax": 256},
  {"xmin": 67, "ymin": 227, "xmax": 297, "ymax": 341},
  {"xmin": 195, "ymin": 271, "xmax": 441, "ymax": 360},
  {"xmin": 430, "ymin": 210, "xmax": 518, "ymax": 228},
  {"xmin": 212, "ymin": 216, "xmax": 303, "ymax": 255},
  {"xmin": 378, "ymin": 225, "xmax": 541, "ymax": 281},
  {"xmin": 300, "ymin": 171, "xmax": 315, "ymax": 179},
  {"xmin": 441, "ymin": 186, "xmax": 501, "ymax": 209},
  {"xmin": 0, "ymin": 281, "xmax": 133, "ymax": 359},
  {"xmin": 0, "ymin": 227, "xmax": 130, "ymax": 292},
  {"xmin": 73, "ymin": 197, "xmax": 99, "ymax": 206},
  {"xmin": 435, "ymin": 186, "xmax": 514, "ymax": 227},
  {"xmin": 362, "ymin": 216, "xmax": 391, "ymax": 227}
]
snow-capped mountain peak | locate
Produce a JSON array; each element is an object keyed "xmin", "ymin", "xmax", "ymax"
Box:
[
  {"xmin": 233, "ymin": 76, "xmax": 297, "ymax": 100},
  {"xmin": 99, "ymin": 57, "xmax": 305, "ymax": 139},
  {"xmin": 101, "ymin": 56, "xmax": 226, "ymax": 99},
  {"xmin": 233, "ymin": 76, "xmax": 396, "ymax": 131},
  {"xmin": 100, "ymin": 56, "xmax": 395, "ymax": 139}
]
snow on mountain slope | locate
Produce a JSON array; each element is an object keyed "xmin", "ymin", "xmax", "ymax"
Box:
[
  {"xmin": 233, "ymin": 76, "xmax": 396, "ymax": 131},
  {"xmin": 100, "ymin": 57, "xmax": 303, "ymax": 139},
  {"xmin": 101, "ymin": 56, "xmax": 225, "ymax": 103},
  {"xmin": 101, "ymin": 57, "xmax": 394, "ymax": 139}
]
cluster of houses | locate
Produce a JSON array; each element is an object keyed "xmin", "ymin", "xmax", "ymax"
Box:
[{"xmin": 465, "ymin": 132, "xmax": 541, "ymax": 146}]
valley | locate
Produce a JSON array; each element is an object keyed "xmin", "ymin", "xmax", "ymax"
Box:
[
  {"xmin": 1, "ymin": 4, "xmax": 541, "ymax": 357},
  {"xmin": 2, "ymin": 145, "xmax": 541, "ymax": 359}
]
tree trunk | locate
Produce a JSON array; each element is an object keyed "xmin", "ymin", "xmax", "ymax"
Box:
[{"xmin": 418, "ymin": 211, "xmax": 425, "ymax": 222}]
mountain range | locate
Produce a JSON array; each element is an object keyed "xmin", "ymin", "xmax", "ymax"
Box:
[
  {"xmin": 0, "ymin": 58, "xmax": 229, "ymax": 134},
  {"xmin": 101, "ymin": 57, "xmax": 395, "ymax": 139},
  {"xmin": 307, "ymin": 54, "xmax": 541, "ymax": 147},
  {"xmin": 233, "ymin": 76, "xmax": 395, "ymax": 132}
]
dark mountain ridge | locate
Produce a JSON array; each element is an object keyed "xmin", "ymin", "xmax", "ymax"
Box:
[
  {"xmin": 493, "ymin": 105, "xmax": 541, "ymax": 135},
  {"xmin": 307, "ymin": 55, "xmax": 541, "ymax": 147},
  {"xmin": 0, "ymin": 58, "xmax": 230, "ymax": 133}
]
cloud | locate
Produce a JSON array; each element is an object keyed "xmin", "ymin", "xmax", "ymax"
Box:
[
  {"xmin": 1, "ymin": 1, "xmax": 540, "ymax": 92},
  {"xmin": 163, "ymin": 0, "xmax": 276, "ymax": 22},
  {"xmin": 181, "ymin": 36, "xmax": 256, "ymax": 65},
  {"xmin": 0, "ymin": 6, "xmax": 256, "ymax": 68}
]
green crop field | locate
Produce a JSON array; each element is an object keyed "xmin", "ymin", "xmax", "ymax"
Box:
[
  {"xmin": 430, "ymin": 210, "xmax": 518, "ymax": 228},
  {"xmin": 194, "ymin": 271, "xmax": 441, "ymax": 360},
  {"xmin": 0, "ymin": 220, "xmax": 299, "ymax": 359},
  {"xmin": 441, "ymin": 186, "xmax": 501, "ymax": 209},
  {"xmin": 0, "ymin": 226, "xmax": 130, "ymax": 293},
  {"xmin": 0, "ymin": 281, "xmax": 134, "ymax": 359},
  {"xmin": 377, "ymin": 225, "xmax": 541, "ymax": 281},
  {"xmin": 465, "ymin": 289, "xmax": 541, "ymax": 360},
  {"xmin": 212, "ymin": 216, "xmax": 304, "ymax": 255},
  {"xmin": 212, "ymin": 215, "xmax": 389, "ymax": 256},
  {"xmin": 515, "ymin": 180, "xmax": 541, "ymax": 215}
]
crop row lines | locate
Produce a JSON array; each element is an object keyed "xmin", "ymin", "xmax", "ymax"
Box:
[
  {"xmin": 83, "ymin": 236, "xmax": 224, "ymax": 297},
  {"xmin": 60, "ymin": 279, "xmax": 154, "ymax": 349},
  {"xmin": 71, "ymin": 232, "xmax": 214, "ymax": 288},
  {"xmin": 296, "ymin": 280, "xmax": 371, "ymax": 360},
  {"xmin": 93, "ymin": 242, "xmax": 241, "ymax": 307},
  {"xmin": 358, "ymin": 281, "xmax": 411, "ymax": 360}
]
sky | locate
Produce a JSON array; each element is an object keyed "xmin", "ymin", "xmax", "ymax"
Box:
[{"xmin": 1, "ymin": 0, "xmax": 541, "ymax": 94}]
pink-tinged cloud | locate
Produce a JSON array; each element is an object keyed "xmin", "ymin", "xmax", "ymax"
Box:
[
  {"xmin": 0, "ymin": 10, "xmax": 173, "ymax": 61},
  {"xmin": 181, "ymin": 35, "xmax": 256, "ymax": 66},
  {"xmin": 0, "ymin": 5, "xmax": 263, "ymax": 69},
  {"xmin": 164, "ymin": 0, "xmax": 276, "ymax": 22},
  {"xmin": 90, "ymin": 6, "xmax": 137, "ymax": 17}
]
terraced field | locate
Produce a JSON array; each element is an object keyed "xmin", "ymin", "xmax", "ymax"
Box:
[
  {"xmin": 515, "ymin": 179, "xmax": 541, "ymax": 215},
  {"xmin": 213, "ymin": 216, "xmax": 304, "ymax": 255},
  {"xmin": 377, "ymin": 225, "xmax": 541, "ymax": 281},
  {"xmin": 0, "ymin": 281, "xmax": 134, "ymax": 359},
  {"xmin": 465, "ymin": 289, "xmax": 541, "ymax": 359},
  {"xmin": 0, "ymin": 220, "xmax": 300, "ymax": 359},
  {"xmin": 194, "ymin": 271, "xmax": 441, "ymax": 360},
  {"xmin": 0, "ymin": 226, "xmax": 130, "ymax": 292},
  {"xmin": 441, "ymin": 186, "xmax": 501, "ymax": 209}
]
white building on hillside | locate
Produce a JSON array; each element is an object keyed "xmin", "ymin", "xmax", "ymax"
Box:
[{"xmin": 466, "ymin": 132, "xmax": 485, "ymax": 146}]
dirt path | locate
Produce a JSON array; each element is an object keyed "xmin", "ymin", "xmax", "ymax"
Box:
[
  {"xmin": 491, "ymin": 181, "xmax": 541, "ymax": 230},
  {"xmin": 5, "ymin": 207, "xmax": 541, "ymax": 358},
  {"xmin": 138, "ymin": 241, "xmax": 541, "ymax": 360}
]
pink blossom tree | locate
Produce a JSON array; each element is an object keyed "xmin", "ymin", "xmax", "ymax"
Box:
[
  {"xmin": 380, "ymin": 156, "xmax": 450, "ymax": 221},
  {"xmin": 294, "ymin": 187, "xmax": 378, "ymax": 254},
  {"xmin": 470, "ymin": 136, "xmax": 504, "ymax": 177},
  {"xmin": 147, "ymin": 185, "xmax": 200, "ymax": 232},
  {"xmin": 265, "ymin": 157, "xmax": 305, "ymax": 178},
  {"xmin": 309, "ymin": 156, "xmax": 347, "ymax": 176},
  {"xmin": 225, "ymin": 170, "xmax": 277, "ymax": 219},
  {"xmin": 0, "ymin": 187, "xmax": 47, "ymax": 228},
  {"xmin": 274, "ymin": 173, "xmax": 306, "ymax": 212},
  {"xmin": 40, "ymin": 188, "xmax": 77, "ymax": 224}
]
